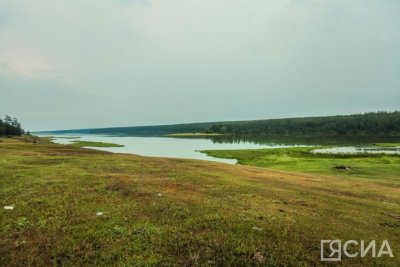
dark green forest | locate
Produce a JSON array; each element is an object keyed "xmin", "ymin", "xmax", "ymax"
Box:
[
  {"xmin": 38, "ymin": 122, "xmax": 216, "ymax": 136},
  {"xmin": 205, "ymin": 111, "xmax": 400, "ymax": 137},
  {"xmin": 0, "ymin": 115, "xmax": 24, "ymax": 136},
  {"xmin": 38, "ymin": 111, "xmax": 400, "ymax": 139}
]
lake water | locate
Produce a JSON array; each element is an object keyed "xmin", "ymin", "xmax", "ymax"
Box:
[
  {"xmin": 39, "ymin": 134, "xmax": 400, "ymax": 164},
  {"xmin": 43, "ymin": 134, "xmax": 303, "ymax": 164}
]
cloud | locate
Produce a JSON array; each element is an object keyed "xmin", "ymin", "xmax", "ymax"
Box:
[
  {"xmin": 0, "ymin": 0, "xmax": 399, "ymax": 130},
  {"xmin": 1, "ymin": 51, "xmax": 54, "ymax": 78}
]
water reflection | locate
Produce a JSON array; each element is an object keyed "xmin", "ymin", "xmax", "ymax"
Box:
[
  {"xmin": 207, "ymin": 135, "xmax": 400, "ymax": 146},
  {"xmin": 44, "ymin": 135, "xmax": 302, "ymax": 164},
  {"xmin": 41, "ymin": 134, "xmax": 400, "ymax": 164}
]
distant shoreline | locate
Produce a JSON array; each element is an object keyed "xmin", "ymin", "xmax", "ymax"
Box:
[{"xmin": 165, "ymin": 133, "xmax": 223, "ymax": 137}]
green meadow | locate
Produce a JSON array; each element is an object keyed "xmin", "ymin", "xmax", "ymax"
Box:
[
  {"xmin": 202, "ymin": 146, "xmax": 400, "ymax": 184},
  {"xmin": 1, "ymin": 137, "xmax": 399, "ymax": 266}
]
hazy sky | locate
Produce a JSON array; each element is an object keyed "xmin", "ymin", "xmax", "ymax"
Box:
[{"xmin": 0, "ymin": 0, "xmax": 399, "ymax": 131}]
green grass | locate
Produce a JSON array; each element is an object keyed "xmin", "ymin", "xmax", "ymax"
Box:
[
  {"xmin": 374, "ymin": 143, "xmax": 400, "ymax": 147},
  {"xmin": 202, "ymin": 146, "xmax": 400, "ymax": 184},
  {"xmin": 1, "ymin": 138, "xmax": 399, "ymax": 266},
  {"xmin": 69, "ymin": 140, "xmax": 124, "ymax": 148}
]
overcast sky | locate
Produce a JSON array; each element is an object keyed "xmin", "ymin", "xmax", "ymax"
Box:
[{"xmin": 0, "ymin": 0, "xmax": 399, "ymax": 131}]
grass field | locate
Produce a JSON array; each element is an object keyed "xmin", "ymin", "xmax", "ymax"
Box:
[
  {"xmin": 1, "ymin": 137, "xmax": 399, "ymax": 266},
  {"xmin": 202, "ymin": 146, "xmax": 400, "ymax": 184}
]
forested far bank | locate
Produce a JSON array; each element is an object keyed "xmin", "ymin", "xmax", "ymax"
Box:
[
  {"xmin": 37, "ymin": 111, "xmax": 400, "ymax": 138},
  {"xmin": 204, "ymin": 111, "xmax": 400, "ymax": 137},
  {"xmin": 0, "ymin": 115, "xmax": 24, "ymax": 136}
]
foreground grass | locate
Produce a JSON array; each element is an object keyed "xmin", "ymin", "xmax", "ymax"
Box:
[
  {"xmin": 1, "ymin": 138, "xmax": 399, "ymax": 266},
  {"xmin": 69, "ymin": 140, "xmax": 124, "ymax": 148},
  {"xmin": 202, "ymin": 146, "xmax": 400, "ymax": 184}
]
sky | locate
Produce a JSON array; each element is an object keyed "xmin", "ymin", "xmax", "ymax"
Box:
[{"xmin": 0, "ymin": 0, "xmax": 399, "ymax": 131}]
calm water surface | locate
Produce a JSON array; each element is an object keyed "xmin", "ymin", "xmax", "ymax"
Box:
[
  {"xmin": 43, "ymin": 134, "xmax": 303, "ymax": 164},
  {"xmin": 40, "ymin": 135, "xmax": 400, "ymax": 164}
]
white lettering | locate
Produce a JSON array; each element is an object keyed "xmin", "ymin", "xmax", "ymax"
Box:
[
  {"xmin": 361, "ymin": 240, "xmax": 376, "ymax": 257},
  {"xmin": 343, "ymin": 240, "xmax": 359, "ymax": 258},
  {"xmin": 378, "ymin": 240, "xmax": 394, "ymax": 258}
]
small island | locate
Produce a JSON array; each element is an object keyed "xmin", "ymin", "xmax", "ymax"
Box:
[{"xmin": 69, "ymin": 140, "xmax": 124, "ymax": 148}]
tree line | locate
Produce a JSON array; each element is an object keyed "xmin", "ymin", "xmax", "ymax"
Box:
[
  {"xmin": 204, "ymin": 111, "xmax": 400, "ymax": 137},
  {"xmin": 39, "ymin": 122, "xmax": 215, "ymax": 136},
  {"xmin": 38, "ymin": 111, "xmax": 400, "ymax": 138},
  {"xmin": 0, "ymin": 115, "xmax": 25, "ymax": 136}
]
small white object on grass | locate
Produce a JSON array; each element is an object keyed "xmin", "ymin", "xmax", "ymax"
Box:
[
  {"xmin": 4, "ymin": 205, "xmax": 14, "ymax": 210},
  {"xmin": 252, "ymin": 226, "xmax": 263, "ymax": 231},
  {"xmin": 156, "ymin": 193, "xmax": 163, "ymax": 197},
  {"xmin": 96, "ymin": 212, "xmax": 104, "ymax": 216}
]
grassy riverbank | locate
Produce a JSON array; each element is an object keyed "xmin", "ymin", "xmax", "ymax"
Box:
[
  {"xmin": 1, "ymin": 137, "xmax": 399, "ymax": 266},
  {"xmin": 202, "ymin": 146, "xmax": 400, "ymax": 183}
]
